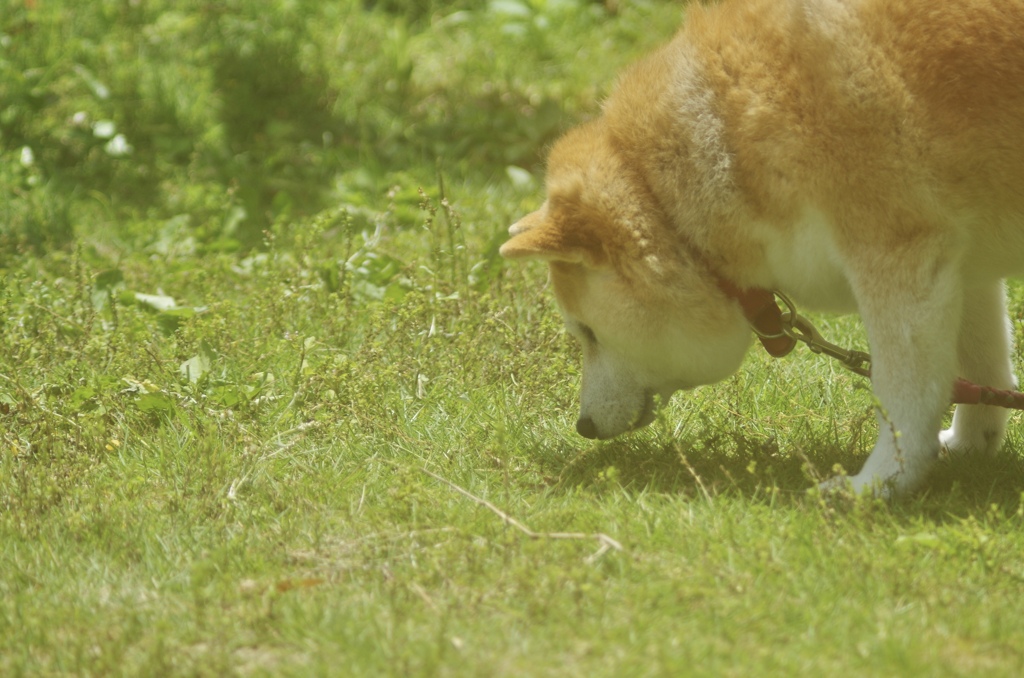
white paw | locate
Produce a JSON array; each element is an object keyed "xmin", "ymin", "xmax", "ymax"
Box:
[
  {"xmin": 940, "ymin": 426, "xmax": 1004, "ymax": 459},
  {"xmin": 939, "ymin": 428, "xmax": 962, "ymax": 459},
  {"xmin": 818, "ymin": 474, "xmax": 893, "ymax": 501}
]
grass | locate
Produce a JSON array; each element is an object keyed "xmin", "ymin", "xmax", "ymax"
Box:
[{"xmin": 3, "ymin": 0, "xmax": 1024, "ymax": 675}]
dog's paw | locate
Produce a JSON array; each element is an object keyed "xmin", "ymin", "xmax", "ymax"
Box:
[
  {"xmin": 816, "ymin": 474, "xmax": 851, "ymax": 495},
  {"xmin": 939, "ymin": 427, "xmax": 1001, "ymax": 460},
  {"xmin": 816, "ymin": 474, "xmax": 894, "ymax": 502},
  {"xmin": 939, "ymin": 429, "xmax": 964, "ymax": 460}
]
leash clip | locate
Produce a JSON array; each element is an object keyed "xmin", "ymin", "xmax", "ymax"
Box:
[{"xmin": 769, "ymin": 292, "xmax": 873, "ymax": 378}]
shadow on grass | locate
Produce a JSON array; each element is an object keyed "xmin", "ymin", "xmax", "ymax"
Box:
[
  {"xmin": 919, "ymin": 451, "xmax": 1024, "ymax": 518},
  {"xmin": 538, "ymin": 432, "xmax": 857, "ymax": 499},
  {"xmin": 537, "ymin": 433, "xmax": 1024, "ymax": 516}
]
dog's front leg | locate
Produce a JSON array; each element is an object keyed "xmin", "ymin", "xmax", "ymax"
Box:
[
  {"xmin": 941, "ymin": 281, "xmax": 1015, "ymax": 457},
  {"xmin": 837, "ymin": 250, "xmax": 965, "ymax": 497}
]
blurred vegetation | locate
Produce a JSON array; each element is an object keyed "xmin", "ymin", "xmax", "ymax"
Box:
[{"xmin": 0, "ymin": 0, "xmax": 678, "ymax": 257}]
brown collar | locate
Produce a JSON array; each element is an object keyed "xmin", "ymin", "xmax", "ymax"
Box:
[{"xmin": 715, "ymin": 277, "xmax": 797, "ymax": 358}]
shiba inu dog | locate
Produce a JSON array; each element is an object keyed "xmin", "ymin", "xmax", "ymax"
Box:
[{"xmin": 500, "ymin": 0, "xmax": 1024, "ymax": 497}]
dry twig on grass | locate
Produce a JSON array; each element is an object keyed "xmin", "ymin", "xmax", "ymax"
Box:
[{"xmin": 417, "ymin": 466, "xmax": 624, "ymax": 563}]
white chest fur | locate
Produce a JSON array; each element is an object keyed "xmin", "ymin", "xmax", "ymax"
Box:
[{"xmin": 759, "ymin": 207, "xmax": 858, "ymax": 313}]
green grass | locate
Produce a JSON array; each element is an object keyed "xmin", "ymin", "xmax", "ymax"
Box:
[{"xmin": 3, "ymin": 1, "xmax": 1024, "ymax": 675}]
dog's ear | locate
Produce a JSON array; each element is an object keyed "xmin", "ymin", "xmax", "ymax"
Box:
[
  {"xmin": 499, "ymin": 208, "xmax": 608, "ymax": 267},
  {"xmin": 507, "ymin": 209, "xmax": 546, "ymax": 236}
]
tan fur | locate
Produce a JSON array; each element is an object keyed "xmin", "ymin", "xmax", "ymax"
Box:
[{"xmin": 501, "ymin": 0, "xmax": 1024, "ymax": 496}]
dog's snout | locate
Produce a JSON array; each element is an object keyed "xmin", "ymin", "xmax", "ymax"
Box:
[{"xmin": 576, "ymin": 416, "xmax": 599, "ymax": 439}]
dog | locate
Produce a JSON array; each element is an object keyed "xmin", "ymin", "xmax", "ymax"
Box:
[{"xmin": 500, "ymin": 0, "xmax": 1024, "ymax": 497}]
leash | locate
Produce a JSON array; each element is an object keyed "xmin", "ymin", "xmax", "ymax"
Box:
[{"xmin": 728, "ymin": 286, "xmax": 1024, "ymax": 410}]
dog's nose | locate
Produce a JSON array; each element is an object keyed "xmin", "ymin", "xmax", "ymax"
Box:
[{"xmin": 576, "ymin": 416, "xmax": 599, "ymax": 439}]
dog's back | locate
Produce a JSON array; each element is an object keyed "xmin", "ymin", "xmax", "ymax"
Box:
[{"xmin": 670, "ymin": 0, "xmax": 1024, "ymax": 264}]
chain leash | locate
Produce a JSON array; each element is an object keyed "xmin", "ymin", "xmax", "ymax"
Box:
[
  {"xmin": 747, "ymin": 291, "xmax": 1024, "ymax": 409},
  {"xmin": 748, "ymin": 291, "xmax": 872, "ymax": 377}
]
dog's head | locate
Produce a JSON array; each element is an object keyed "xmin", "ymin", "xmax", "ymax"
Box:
[{"xmin": 500, "ymin": 121, "xmax": 752, "ymax": 439}]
